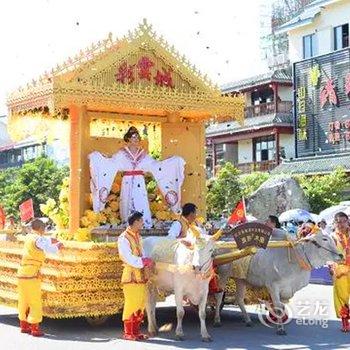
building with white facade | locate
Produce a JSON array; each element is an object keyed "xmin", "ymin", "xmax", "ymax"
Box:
[
  {"xmin": 206, "ymin": 69, "xmax": 295, "ymax": 177},
  {"xmin": 0, "ymin": 115, "xmax": 68, "ymax": 169},
  {"xmin": 278, "ymin": 0, "xmax": 349, "ymax": 62}
]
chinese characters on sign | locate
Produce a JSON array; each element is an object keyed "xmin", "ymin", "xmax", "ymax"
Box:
[
  {"xmin": 115, "ymin": 56, "xmax": 174, "ymax": 88},
  {"xmin": 328, "ymin": 120, "xmax": 350, "ymax": 144},
  {"xmin": 230, "ymin": 222, "xmax": 272, "ymax": 250},
  {"xmin": 345, "ymin": 73, "xmax": 350, "ymax": 96},
  {"xmin": 320, "ymin": 79, "xmax": 338, "ymax": 108},
  {"xmin": 137, "ymin": 56, "xmax": 154, "ymax": 81},
  {"xmin": 297, "ymin": 86, "xmax": 308, "ymax": 141},
  {"xmin": 309, "ymin": 65, "xmax": 320, "ymax": 87},
  {"xmin": 154, "ymin": 68, "xmax": 174, "ymax": 88},
  {"xmin": 115, "ymin": 62, "xmax": 135, "ymax": 84}
]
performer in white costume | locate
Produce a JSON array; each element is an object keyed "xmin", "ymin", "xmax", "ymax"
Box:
[{"xmin": 89, "ymin": 127, "xmax": 185, "ymax": 228}]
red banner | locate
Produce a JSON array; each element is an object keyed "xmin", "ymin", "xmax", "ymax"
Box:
[
  {"xmin": 228, "ymin": 200, "xmax": 247, "ymax": 225},
  {"xmin": 0, "ymin": 206, "xmax": 5, "ymax": 229},
  {"xmin": 19, "ymin": 199, "xmax": 34, "ymax": 222}
]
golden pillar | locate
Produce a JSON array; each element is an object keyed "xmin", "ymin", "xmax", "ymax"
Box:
[
  {"xmin": 68, "ymin": 105, "xmax": 89, "ymax": 233},
  {"xmin": 161, "ymin": 114, "xmax": 206, "ymax": 217}
]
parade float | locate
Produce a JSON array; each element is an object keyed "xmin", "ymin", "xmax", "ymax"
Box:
[{"xmin": 0, "ymin": 20, "xmax": 290, "ymax": 322}]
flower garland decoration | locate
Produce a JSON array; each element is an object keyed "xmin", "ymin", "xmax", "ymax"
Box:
[
  {"xmin": 40, "ymin": 177, "xmax": 70, "ymax": 230},
  {"xmin": 80, "ymin": 172, "xmax": 178, "ymax": 228}
]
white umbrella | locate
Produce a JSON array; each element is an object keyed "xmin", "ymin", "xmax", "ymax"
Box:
[
  {"xmin": 246, "ymin": 215, "xmax": 257, "ymax": 222},
  {"xmin": 279, "ymin": 209, "xmax": 312, "ymax": 223},
  {"xmin": 310, "ymin": 213, "xmax": 320, "ymax": 223},
  {"xmin": 319, "ymin": 205, "xmax": 349, "ymax": 223},
  {"xmin": 345, "ymin": 207, "xmax": 350, "ymax": 216}
]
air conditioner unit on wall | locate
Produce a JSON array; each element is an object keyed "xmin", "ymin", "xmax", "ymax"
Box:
[
  {"xmin": 267, "ymin": 56, "xmax": 276, "ymax": 68},
  {"xmin": 277, "ymin": 53, "xmax": 289, "ymax": 65}
]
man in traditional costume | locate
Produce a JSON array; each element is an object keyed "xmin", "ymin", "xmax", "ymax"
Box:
[
  {"xmin": 167, "ymin": 203, "xmax": 222, "ymax": 294},
  {"xmin": 89, "ymin": 127, "xmax": 185, "ymax": 228},
  {"xmin": 117, "ymin": 211, "xmax": 154, "ymax": 340},
  {"xmin": 330, "ymin": 212, "xmax": 350, "ymax": 332},
  {"xmin": 17, "ymin": 219, "xmax": 63, "ymax": 336}
]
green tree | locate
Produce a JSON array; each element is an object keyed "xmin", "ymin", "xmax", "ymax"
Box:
[
  {"xmin": 295, "ymin": 167, "xmax": 349, "ymax": 213},
  {"xmin": 240, "ymin": 171, "xmax": 270, "ymax": 197},
  {"xmin": 0, "ymin": 167, "xmax": 17, "ymax": 201},
  {"xmin": 0, "ymin": 156, "xmax": 69, "ymax": 219},
  {"xmin": 206, "ymin": 162, "xmax": 243, "ymax": 219}
]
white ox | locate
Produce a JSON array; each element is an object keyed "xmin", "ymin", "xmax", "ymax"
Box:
[
  {"xmin": 143, "ymin": 235, "xmax": 215, "ymax": 342},
  {"xmin": 213, "ymin": 231, "xmax": 342, "ymax": 335}
]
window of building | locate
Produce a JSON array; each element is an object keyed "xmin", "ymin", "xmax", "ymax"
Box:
[
  {"xmin": 17, "ymin": 150, "xmax": 22, "ymax": 162},
  {"xmin": 10, "ymin": 149, "xmax": 22, "ymax": 163},
  {"xmin": 254, "ymin": 135, "xmax": 275, "ymax": 162},
  {"xmin": 334, "ymin": 24, "xmax": 349, "ymax": 51},
  {"xmin": 303, "ymin": 34, "xmax": 317, "ymax": 59},
  {"xmin": 215, "ymin": 144, "xmax": 225, "ymax": 165},
  {"xmin": 251, "ymin": 87, "xmax": 274, "ymax": 105},
  {"xmin": 0, "ymin": 153, "xmax": 7, "ymax": 165}
]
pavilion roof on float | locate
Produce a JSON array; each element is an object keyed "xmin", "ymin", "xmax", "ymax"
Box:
[
  {"xmin": 6, "ymin": 19, "xmax": 245, "ymax": 129},
  {"xmin": 6, "ymin": 19, "xmax": 246, "ymax": 231}
]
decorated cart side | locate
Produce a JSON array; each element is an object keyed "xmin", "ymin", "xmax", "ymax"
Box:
[{"xmin": 0, "ymin": 19, "xmax": 250, "ymax": 321}]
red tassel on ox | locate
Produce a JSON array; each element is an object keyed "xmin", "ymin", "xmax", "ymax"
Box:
[{"xmin": 209, "ymin": 269, "xmax": 222, "ymax": 294}]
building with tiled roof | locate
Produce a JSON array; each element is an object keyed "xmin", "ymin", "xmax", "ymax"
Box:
[
  {"xmin": 271, "ymin": 152, "xmax": 350, "ymax": 175},
  {"xmin": 0, "ymin": 116, "xmax": 68, "ymax": 169},
  {"xmin": 206, "ymin": 68, "xmax": 294, "ymax": 176}
]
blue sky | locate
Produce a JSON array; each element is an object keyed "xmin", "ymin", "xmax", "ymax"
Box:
[{"xmin": 0, "ymin": 0, "xmax": 269, "ymax": 115}]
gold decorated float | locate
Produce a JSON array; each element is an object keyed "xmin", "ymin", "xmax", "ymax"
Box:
[
  {"xmin": 0, "ymin": 19, "xmax": 281, "ymax": 320},
  {"xmin": 0, "ymin": 239, "xmax": 123, "ymax": 319}
]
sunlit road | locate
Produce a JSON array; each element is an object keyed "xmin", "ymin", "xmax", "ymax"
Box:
[{"xmin": 1, "ymin": 284, "xmax": 350, "ymax": 350}]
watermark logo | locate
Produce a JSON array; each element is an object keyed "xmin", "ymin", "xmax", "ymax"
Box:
[
  {"xmin": 256, "ymin": 299, "xmax": 329, "ymax": 329},
  {"xmin": 257, "ymin": 303, "xmax": 293, "ymax": 328}
]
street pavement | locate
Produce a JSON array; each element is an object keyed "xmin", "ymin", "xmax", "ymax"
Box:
[{"xmin": 1, "ymin": 284, "xmax": 350, "ymax": 350}]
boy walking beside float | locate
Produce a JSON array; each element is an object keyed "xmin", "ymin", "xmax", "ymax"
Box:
[
  {"xmin": 17, "ymin": 219, "xmax": 63, "ymax": 336},
  {"xmin": 117, "ymin": 211, "xmax": 154, "ymax": 340}
]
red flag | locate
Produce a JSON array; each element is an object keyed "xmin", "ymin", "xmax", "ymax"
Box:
[
  {"xmin": 19, "ymin": 199, "xmax": 34, "ymax": 222},
  {"xmin": 0, "ymin": 206, "xmax": 5, "ymax": 229},
  {"xmin": 228, "ymin": 199, "xmax": 247, "ymax": 225}
]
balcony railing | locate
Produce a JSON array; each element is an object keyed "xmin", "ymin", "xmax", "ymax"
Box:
[
  {"xmin": 236, "ymin": 160, "xmax": 278, "ymax": 174},
  {"xmin": 245, "ymin": 101, "xmax": 292, "ymax": 118},
  {"xmin": 0, "ymin": 160, "xmax": 24, "ymax": 169}
]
